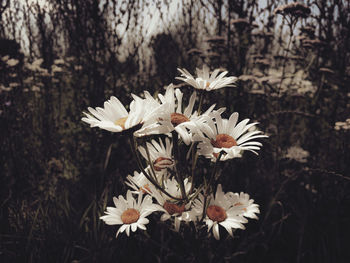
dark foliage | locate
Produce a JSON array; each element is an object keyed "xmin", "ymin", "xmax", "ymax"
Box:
[{"xmin": 0, "ymin": 0, "xmax": 349, "ymax": 262}]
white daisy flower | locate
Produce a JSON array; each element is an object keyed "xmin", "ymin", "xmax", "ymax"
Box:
[
  {"xmin": 149, "ymin": 177, "xmax": 193, "ymax": 231},
  {"xmin": 82, "ymin": 94, "xmax": 166, "ymax": 136},
  {"xmin": 190, "ymin": 184, "xmax": 248, "ymax": 240},
  {"xmin": 225, "ymin": 192, "xmax": 260, "ymax": 219},
  {"xmin": 125, "ymin": 167, "xmax": 170, "ymax": 194},
  {"xmin": 100, "ymin": 190, "xmax": 161, "ymax": 238},
  {"xmin": 194, "ymin": 111, "xmax": 267, "ymax": 161},
  {"xmin": 138, "ymin": 137, "xmax": 174, "ymax": 172},
  {"xmin": 176, "ymin": 65, "xmax": 237, "ymax": 91},
  {"xmin": 125, "ymin": 169, "xmax": 153, "ymax": 194},
  {"xmin": 157, "ymin": 84, "xmax": 217, "ymax": 145}
]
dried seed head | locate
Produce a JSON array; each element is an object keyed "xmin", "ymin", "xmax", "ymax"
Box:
[{"xmin": 274, "ymin": 2, "xmax": 311, "ymax": 18}]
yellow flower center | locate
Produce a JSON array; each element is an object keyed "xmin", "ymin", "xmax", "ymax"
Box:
[
  {"xmin": 171, "ymin": 113, "xmax": 189, "ymax": 127},
  {"xmin": 211, "ymin": 134, "xmax": 237, "ymax": 148},
  {"xmin": 121, "ymin": 208, "xmax": 140, "ymax": 224},
  {"xmin": 114, "ymin": 117, "xmax": 128, "ymax": 129},
  {"xmin": 163, "ymin": 201, "xmax": 185, "ymax": 215},
  {"xmin": 206, "ymin": 205, "xmax": 227, "ymax": 222},
  {"xmin": 153, "ymin": 157, "xmax": 174, "ymax": 171}
]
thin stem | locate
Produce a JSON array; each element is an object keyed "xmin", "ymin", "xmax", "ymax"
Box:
[
  {"xmin": 143, "ymin": 141, "xmax": 158, "ymax": 182},
  {"xmin": 200, "ymin": 152, "xmax": 222, "ymax": 221},
  {"xmin": 189, "ymin": 147, "xmax": 199, "ymax": 195},
  {"xmin": 197, "ymin": 90, "xmax": 205, "ymax": 115},
  {"xmin": 172, "ymin": 131, "xmax": 188, "ymax": 201}
]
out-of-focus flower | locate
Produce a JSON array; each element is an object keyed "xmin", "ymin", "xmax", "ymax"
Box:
[
  {"xmin": 284, "ymin": 146, "xmax": 309, "ymax": 163},
  {"xmin": 9, "ymin": 83, "xmax": 20, "ymax": 88},
  {"xmin": 176, "ymin": 65, "xmax": 237, "ymax": 91},
  {"xmin": 190, "ymin": 185, "xmax": 248, "ymax": 240},
  {"xmin": 0, "ymin": 84, "xmax": 12, "ymax": 92},
  {"xmin": 274, "ymin": 2, "xmax": 311, "ymax": 18},
  {"xmin": 24, "ymin": 77, "xmax": 34, "ymax": 84},
  {"xmin": 194, "ymin": 111, "xmax": 267, "ymax": 161},
  {"xmin": 31, "ymin": 86, "xmax": 41, "ymax": 92},
  {"xmin": 26, "ymin": 59, "xmax": 44, "ymax": 71},
  {"xmin": 100, "ymin": 191, "xmax": 161, "ymax": 238},
  {"xmin": 51, "ymin": 65, "xmax": 63, "ymax": 73},
  {"xmin": 334, "ymin": 119, "xmax": 350, "ymax": 131},
  {"xmin": 74, "ymin": 65, "xmax": 83, "ymax": 71},
  {"xmin": 54, "ymin": 59, "xmax": 65, "ymax": 65},
  {"xmin": 6, "ymin": 58, "xmax": 19, "ymax": 67}
]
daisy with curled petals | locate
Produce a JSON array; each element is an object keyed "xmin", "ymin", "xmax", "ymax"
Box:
[
  {"xmin": 157, "ymin": 84, "xmax": 217, "ymax": 145},
  {"xmin": 100, "ymin": 190, "xmax": 161, "ymax": 238},
  {"xmin": 190, "ymin": 184, "xmax": 248, "ymax": 240},
  {"xmin": 82, "ymin": 94, "xmax": 167, "ymax": 136},
  {"xmin": 138, "ymin": 137, "xmax": 174, "ymax": 173},
  {"xmin": 225, "ymin": 192, "xmax": 260, "ymax": 220},
  {"xmin": 126, "ymin": 168, "xmax": 154, "ymax": 194},
  {"xmin": 194, "ymin": 111, "xmax": 267, "ymax": 161},
  {"xmin": 149, "ymin": 177, "xmax": 193, "ymax": 232},
  {"xmin": 176, "ymin": 65, "xmax": 237, "ymax": 91}
]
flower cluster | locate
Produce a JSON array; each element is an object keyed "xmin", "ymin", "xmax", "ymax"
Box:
[
  {"xmin": 274, "ymin": 2, "xmax": 311, "ymax": 18},
  {"xmin": 82, "ymin": 65, "xmax": 267, "ymax": 240}
]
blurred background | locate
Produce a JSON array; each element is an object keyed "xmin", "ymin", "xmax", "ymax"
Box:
[{"xmin": 0, "ymin": 0, "xmax": 349, "ymax": 262}]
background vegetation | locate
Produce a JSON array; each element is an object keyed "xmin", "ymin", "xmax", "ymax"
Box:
[{"xmin": 0, "ymin": 0, "xmax": 349, "ymax": 262}]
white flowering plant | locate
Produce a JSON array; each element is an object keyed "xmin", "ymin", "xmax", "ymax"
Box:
[{"xmin": 82, "ymin": 65, "xmax": 267, "ymax": 240}]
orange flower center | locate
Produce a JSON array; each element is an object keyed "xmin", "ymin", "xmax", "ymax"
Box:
[
  {"xmin": 114, "ymin": 117, "xmax": 128, "ymax": 129},
  {"xmin": 171, "ymin": 113, "xmax": 189, "ymax": 127},
  {"xmin": 206, "ymin": 81, "xmax": 210, "ymax": 88},
  {"xmin": 153, "ymin": 157, "xmax": 174, "ymax": 171},
  {"xmin": 211, "ymin": 134, "xmax": 237, "ymax": 148},
  {"xmin": 206, "ymin": 205, "xmax": 227, "ymax": 222},
  {"xmin": 121, "ymin": 208, "xmax": 140, "ymax": 224},
  {"xmin": 163, "ymin": 201, "xmax": 185, "ymax": 215}
]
